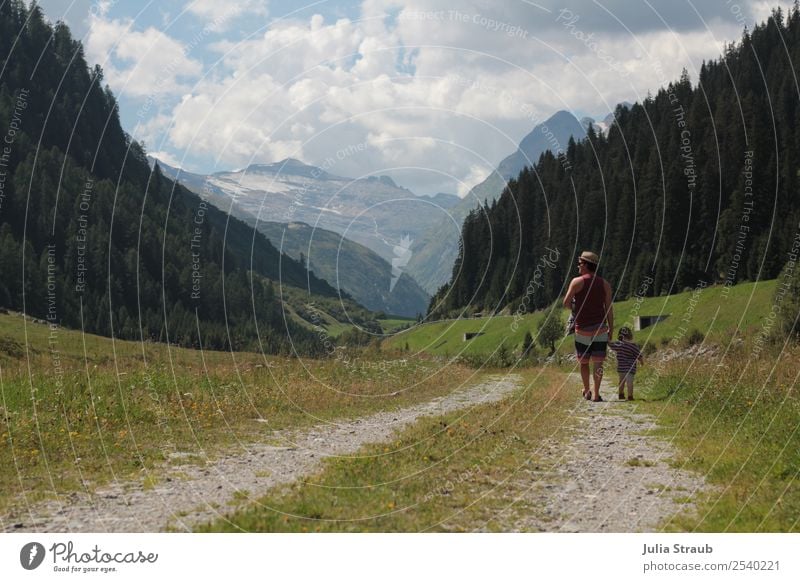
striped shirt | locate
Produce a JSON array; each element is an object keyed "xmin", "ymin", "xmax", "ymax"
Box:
[{"xmin": 609, "ymin": 340, "xmax": 642, "ymax": 374}]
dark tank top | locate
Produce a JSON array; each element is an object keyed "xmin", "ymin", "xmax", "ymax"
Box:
[{"xmin": 574, "ymin": 274, "xmax": 607, "ymax": 328}]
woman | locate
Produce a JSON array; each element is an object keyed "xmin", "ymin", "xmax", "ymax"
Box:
[{"xmin": 562, "ymin": 251, "xmax": 614, "ymax": 402}]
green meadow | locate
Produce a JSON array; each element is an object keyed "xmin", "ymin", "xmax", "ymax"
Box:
[
  {"xmin": 387, "ymin": 280, "xmax": 777, "ymax": 357},
  {"xmin": 197, "ymin": 278, "xmax": 800, "ymax": 533},
  {"xmin": 0, "ymin": 310, "xmax": 478, "ymax": 514},
  {"xmin": 378, "ymin": 316, "xmax": 416, "ymax": 334},
  {"xmin": 2, "ymin": 278, "xmax": 797, "ymax": 532}
]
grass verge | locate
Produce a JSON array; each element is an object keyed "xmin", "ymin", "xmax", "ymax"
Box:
[{"xmin": 635, "ymin": 341, "xmax": 799, "ymax": 532}]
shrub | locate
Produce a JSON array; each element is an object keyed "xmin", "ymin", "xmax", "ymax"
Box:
[
  {"xmin": 521, "ymin": 331, "xmax": 533, "ymax": 356},
  {"xmin": 686, "ymin": 329, "xmax": 705, "ymax": 346},
  {"xmin": 457, "ymin": 342, "xmax": 516, "ymax": 369},
  {"xmin": 537, "ymin": 306, "xmax": 563, "ymax": 355},
  {"xmin": 491, "ymin": 343, "xmax": 515, "ymax": 367}
]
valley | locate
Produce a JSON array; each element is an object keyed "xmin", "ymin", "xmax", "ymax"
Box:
[{"xmin": 0, "ymin": 1, "xmax": 798, "ymax": 548}]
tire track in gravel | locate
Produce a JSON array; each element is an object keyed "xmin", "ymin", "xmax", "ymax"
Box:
[
  {"xmin": 497, "ymin": 373, "xmax": 708, "ymax": 532},
  {"xmin": 3, "ymin": 374, "xmax": 523, "ymax": 533}
]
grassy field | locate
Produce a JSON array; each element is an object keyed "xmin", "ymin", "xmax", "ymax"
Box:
[
  {"xmin": 279, "ymin": 285, "xmax": 379, "ymax": 337},
  {"xmin": 0, "ymin": 311, "xmax": 479, "ymax": 513},
  {"xmin": 3, "ymin": 277, "xmax": 794, "ymax": 531},
  {"xmin": 196, "ymin": 366, "xmax": 573, "ymax": 532},
  {"xmin": 378, "ymin": 316, "xmax": 416, "ymax": 334},
  {"xmin": 634, "ymin": 338, "xmax": 800, "ymax": 532},
  {"xmin": 387, "ymin": 280, "xmax": 777, "ymax": 358}
]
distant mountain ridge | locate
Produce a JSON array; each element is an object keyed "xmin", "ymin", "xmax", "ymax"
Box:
[
  {"xmin": 245, "ymin": 157, "xmax": 334, "ymax": 180},
  {"xmin": 152, "ymin": 158, "xmax": 432, "ymax": 317},
  {"xmin": 258, "ymin": 221, "xmax": 430, "ymax": 317},
  {"xmin": 155, "ymin": 108, "xmax": 625, "ymax": 298},
  {"xmin": 153, "ymin": 157, "xmax": 460, "ymax": 269},
  {"xmin": 496, "ymin": 110, "xmax": 586, "ymax": 179},
  {"xmin": 405, "ymin": 109, "xmax": 594, "ymax": 294}
]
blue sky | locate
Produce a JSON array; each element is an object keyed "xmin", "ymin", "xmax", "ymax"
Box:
[{"xmin": 34, "ymin": 0, "xmax": 788, "ymax": 196}]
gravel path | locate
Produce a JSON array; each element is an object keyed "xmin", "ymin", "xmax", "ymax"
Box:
[
  {"xmin": 499, "ymin": 373, "xmax": 707, "ymax": 532},
  {"xmin": 4, "ymin": 371, "xmax": 707, "ymax": 533},
  {"xmin": 3, "ymin": 374, "xmax": 523, "ymax": 533}
]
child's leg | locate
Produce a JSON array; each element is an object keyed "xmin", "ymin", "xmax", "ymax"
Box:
[
  {"xmin": 626, "ymin": 373, "xmax": 635, "ymax": 400},
  {"xmin": 618, "ymin": 374, "xmax": 626, "ymax": 399}
]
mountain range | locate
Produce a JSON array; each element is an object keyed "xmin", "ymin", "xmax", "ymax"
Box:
[
  {"xmin": 153, "ymin": 158, "xmax": 434, "ymax": 317},
  {"xmin": 405, "ymin": 109, "xmax": 599, "ymax": 293},
  {"xmin": 257, "ymin": 221, "xmax": 429, "ymax": 317},
  {"xmin": 155, "ymin": 157, "xmax": 460, "ymax": 265},
  {"xmin": 158, "ymin": 108, "xmax": 625, "ymax": 302}
]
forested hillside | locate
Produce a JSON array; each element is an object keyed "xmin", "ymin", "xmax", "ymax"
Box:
[
  {"xmin": 0, "ymin": 1, "xmax": 339, "ymax": 353},
  {"xmin": 431, "ymin": 8, "xmax": 800, "ymax": 319}
]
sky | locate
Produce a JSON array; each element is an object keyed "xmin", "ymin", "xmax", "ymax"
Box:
[{"xmin": 36, "ymin": 0, "xmax": 790, "ymax": 196}]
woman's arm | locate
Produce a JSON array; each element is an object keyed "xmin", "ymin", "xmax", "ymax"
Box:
[{"xmin": 603, "ymin": 278, "xmax": 614, "ymax": 339}]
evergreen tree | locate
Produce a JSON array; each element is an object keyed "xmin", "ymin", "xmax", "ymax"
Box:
[
  {"xmin": 432, "ymin": 8, "xmax": 800, "ymax": 320},
  {"xmin": 0, "ymin": 3, "xmax": 347, "ymax": 353},
  {"xmin": 521, "ymin": 331, "xmax": 533, "ymax": 356}
]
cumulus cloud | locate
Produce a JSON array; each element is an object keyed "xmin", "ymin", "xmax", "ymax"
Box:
[
  {"xmin": 149, "ymin": 150, "xmax": 183, "ymax": 168},
  {"xmin": 184, "ymin": 0, "xmax": 269, "ymax": 31},
  {"xmin": 85, "ymin": 15, "xmax": 203, "ymax": 99},
  {"xmin": 124, "ymin": 0, "xmax": 773, "ymax": 195}
]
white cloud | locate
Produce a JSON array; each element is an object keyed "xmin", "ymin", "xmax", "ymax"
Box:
[
  {"xmin": 184, "ymin": 0, "xmax": 269, "ymax": 31},
  {"xmin": 86, "ymin": 15, "xmax": 203, "ymax": 99},
  {"xmin": 136, "ymin": 0, "xmax": 765, "ymax": 196},
  {"xmin": 746, "ymin": 1, "xmax": 795, "ymax": 25},
  {"xmin": 134, "ymin": 112, "xmax": 174, "ymax": 151},
  {"xmin": 458, "ymin": 163, "xmax": 493, "ymax": 197},
  {"xmin": 149, "ymin": 150, "xmax": 183, "ymax": 168}
]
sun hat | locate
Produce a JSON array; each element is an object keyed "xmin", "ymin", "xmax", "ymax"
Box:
[{"xmin": 579, "ymin": 251, "xmax": 599, "ymax": 265}]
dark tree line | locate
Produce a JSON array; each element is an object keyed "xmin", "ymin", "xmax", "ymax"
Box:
[
  {"xmin": 0, "ymin": 1, "xmax": 339, "ymax": 353},
  {"xmin": 431, "ymin": 7, "xmax": 800, "ymax": 319}
]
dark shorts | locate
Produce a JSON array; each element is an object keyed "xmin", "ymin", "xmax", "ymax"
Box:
[{"xmin": 574, "ymin": 325, "xmax": 608, "ymax": 363}]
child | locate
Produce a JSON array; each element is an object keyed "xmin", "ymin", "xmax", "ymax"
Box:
[{"xmin": 609, "ymin": 327, "xmax": 644, "ymax": 400}]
